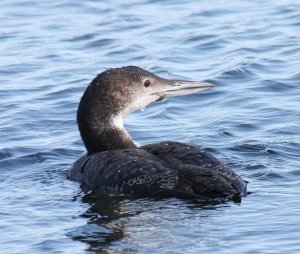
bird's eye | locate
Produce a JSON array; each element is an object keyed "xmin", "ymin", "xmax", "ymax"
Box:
[{"xmin": 144, "ymin": 80, "xmax": 151, "ymax": 87}]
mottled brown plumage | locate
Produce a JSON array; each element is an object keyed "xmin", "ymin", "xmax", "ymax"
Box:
[{"xmin": 69, "ymin": 66, "xmax": 247, "ymax": 199}]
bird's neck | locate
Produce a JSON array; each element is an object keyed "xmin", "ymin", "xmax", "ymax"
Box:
[
  {"xmin": 79, "ymin": 113, "xmax": 137, "ymax": 154},
  {"xmin": 77, "ymin": 86, "xmax": 137, "ymax": 154}
]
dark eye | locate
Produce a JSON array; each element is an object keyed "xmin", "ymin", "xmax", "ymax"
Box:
[{"xmin": 144, "ymin": 80, "xmax": 151, "ymax": 87}]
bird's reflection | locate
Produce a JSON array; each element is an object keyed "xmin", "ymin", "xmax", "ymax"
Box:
[
  {"xmin": 69, "ymin": 190, "xmax": 243, "ymax": 253},
  {"xmin": 69, "ymin": 192, "xmax": 134, "ymax": 253}
]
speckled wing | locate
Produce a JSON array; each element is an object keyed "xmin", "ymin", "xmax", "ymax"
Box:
[
  {"xmin": 69, "ymin": 141, "xmax": 247, "ymax": 199},
  {"xmin": 141, "ymin": 141, "xmax": 247, "ymax": 197},
  {"xmin": 69, "ymin": 149, "xmax": 179, "ymax": 196}
]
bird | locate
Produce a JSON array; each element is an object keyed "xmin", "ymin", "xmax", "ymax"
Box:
[{"xmin": 68, "ymin": 66, "xmax": 247, "ymax": 199}]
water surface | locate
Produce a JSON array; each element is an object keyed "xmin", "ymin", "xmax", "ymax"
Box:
[{"xmin": 1, "ymin": 0, "xmax": 300, "ymax": 253}]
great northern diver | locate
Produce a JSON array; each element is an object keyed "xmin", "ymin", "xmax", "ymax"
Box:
[{"xmin": 69, "ymin": 66, "xmax": 247, "ymax": 199}]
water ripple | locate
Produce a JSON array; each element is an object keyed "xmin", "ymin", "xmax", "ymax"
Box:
[{"xmin": 1, "ymin": 0, "xmax": 300, "ymax": 253}]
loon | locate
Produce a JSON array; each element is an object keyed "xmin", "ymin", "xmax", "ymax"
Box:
[{"xmin": 69, "ymin": 66, "xmax": 247, "ymax": 199}]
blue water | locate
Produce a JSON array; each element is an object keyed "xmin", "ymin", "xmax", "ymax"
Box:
[{"xmin": 1, "ymin": 0, "xmax": 300, "ymax": 253}]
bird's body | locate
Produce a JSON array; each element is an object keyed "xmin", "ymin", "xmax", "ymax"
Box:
[{"xmin": 69, "ymin": 66, "xmax": 247, "ymax": 199}]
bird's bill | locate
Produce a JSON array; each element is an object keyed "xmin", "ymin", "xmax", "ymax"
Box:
[{"xmin": 153, "ymin": 80, "xmax": 215, "ymax": 98}]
